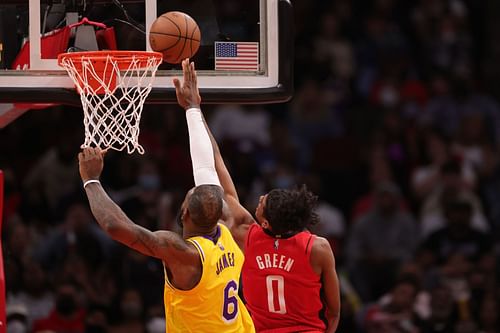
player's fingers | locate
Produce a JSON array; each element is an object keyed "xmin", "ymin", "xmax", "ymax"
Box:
[
  {"xmin": 93, "ymin": 147, "xmax": 101, "ymax": 158},
  {"xmin": 185, "ymin": 58, "xmax": 192, "ymax": 82},
  {"xmin": 173, "ymin": 78, "xmax": 181, "ymax": 90},
  {"xmin": 96, "ymin": 147, "xmax": 104, "ymax": 160},
  {"xmin": 83, "ymin": 147, "xmax": 90, "ymax": 159},
  {"xmin": 191, "ymin": 62, "xmax": 198, "ymax": 85},
  {"xmin": 187, "ymin": 60, "xmax": 192, "ymax": 82},
  {"xmin": 190, "ymin": 62, "xmax": 196, "ymax": 84},
  {"xmin": 88, "ymin": 147, "xmax": 96, "ymax": 159},
  {"xmin": 181, "ymin": 60, "xmax": 186, "ymax": 81},
  {"xmin": 182, "ymin": 59, "xmax": 189, "ymax": 81},
  {"xmin": 78, "ymin": 152, "xmax": 83, "ymax": 162}
]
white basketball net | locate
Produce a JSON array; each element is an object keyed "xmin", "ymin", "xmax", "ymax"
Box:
[{"xmin": 59, "ymin": 52, "xmax": 162, "ymax": 154}]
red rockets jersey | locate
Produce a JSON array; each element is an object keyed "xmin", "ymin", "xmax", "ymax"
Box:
[{"xmin": 242, "ymin": 224, "xmax": 326, "ymax": 333}]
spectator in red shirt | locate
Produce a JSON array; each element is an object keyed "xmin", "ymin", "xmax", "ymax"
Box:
[{"xmin": 33, "ymin": 280, "xmax": 86, "ymax": 333}]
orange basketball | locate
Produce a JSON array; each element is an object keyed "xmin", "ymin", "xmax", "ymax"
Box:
[{"xmin": 149, "ymin": 11, "xmax": 201, "ymax": 64}]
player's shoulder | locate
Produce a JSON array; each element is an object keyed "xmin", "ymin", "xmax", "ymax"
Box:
[
  {"xmin": 308, "ymin": 236, "xmax": 335, "ymax": 275},
  {"xmin": 218, "ymin": 222, "xmax": 237, "ymax": 242},
  {"xmin": 244, "ymin": 222, "xmax": 262, "ymax": 246},
  {"xmin": 310, "ymin": 236, "xmax": 334, "ymax": 256},
  {"xmin": 218, "ymin": 222, "xmax": 231, "ymax": 233}
]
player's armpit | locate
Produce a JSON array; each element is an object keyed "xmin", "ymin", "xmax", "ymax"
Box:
[
  {"xmin": 213, "ymin": 152, "xmax": 239, "ymax": 201},
  {"xmin": 112, "ymin": 226, "xmax": 202, "ymax": 290},
  {"xmin": 311, "ymin": 237, "xmax": 341, "ymax": 333},
  {"xmin": 123, "ymin": 228, "xmax": 199, "ymax": 265}
]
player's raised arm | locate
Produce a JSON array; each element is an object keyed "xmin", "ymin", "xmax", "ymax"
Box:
[
  {"xmin": 173, "ymin": 59, "xmax": 220, "ymax": 187},
  {"xmin": 174, "ymin": 59, "xmax": 255, "ymax": 249},
  {"xmin": 206, "ymin": 123, "xmax": 256, "ymax": 249},
  {"xmin": 78, "ymin": 147, "xmax": 200, "ymax": 269}
]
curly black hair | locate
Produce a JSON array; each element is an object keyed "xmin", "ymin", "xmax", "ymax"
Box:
[{"xmin": 263, "ymin": 184, "xmax": 319, "ymax": 236}]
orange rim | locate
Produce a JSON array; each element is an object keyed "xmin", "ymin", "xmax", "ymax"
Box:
[
  {"xmin": 58, "ymin": 51, "xmax": 162, "ymax": 95},
  {"xmin": 58, "ymin": 50, "xmax": 163, "ymax": 69}
]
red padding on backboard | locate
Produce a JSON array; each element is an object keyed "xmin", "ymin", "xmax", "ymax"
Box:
[
  {"xmin": 0, "ymin": 170, "xmax": 5, "ymax": 333},
  {"xmin": 11, "ymin": 25, "xmax": 117, "ymax": 70},
  {"xmin": 96, "ymin": 27, "xmax": 118, "ymax": 50},
  {"xmin": 11, "ymin": 26, "xmax": 71, "ymax": 70}
]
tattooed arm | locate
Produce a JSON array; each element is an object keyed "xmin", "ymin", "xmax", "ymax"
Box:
[
  {"xmin": 83, "ymin": 182, "xmax": 195, "ymax": 258},
  {"xmin": 78, "ymin": 148, "xmax": 201, "ymax": 288}
]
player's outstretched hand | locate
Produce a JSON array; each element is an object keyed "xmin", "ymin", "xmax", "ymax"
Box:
[
  {"xmin": 78, "ymin": 147, "xmax": 105, "ymax": 182},
  {"xmin": 173, "ymin": 58, "xmax": 201, "ymax": 110}
]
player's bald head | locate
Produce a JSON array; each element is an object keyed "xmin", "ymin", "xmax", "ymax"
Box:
[{"xmin": 187, "ymin": 185, "xmax": 223, "ymax": 229}]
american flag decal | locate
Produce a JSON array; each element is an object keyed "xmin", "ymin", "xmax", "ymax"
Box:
[{"xmin": 215, "ymin": 41, "xmax": 259, "ymax": 71}]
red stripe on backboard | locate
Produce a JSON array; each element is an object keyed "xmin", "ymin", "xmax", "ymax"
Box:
[{"xmin": 216, "ymin": 68, "xmax": 259, "ymax": 70}]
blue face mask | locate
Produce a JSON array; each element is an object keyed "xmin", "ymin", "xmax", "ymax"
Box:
[
  {"xmin": 273, "ymin": 175, "xmax": 293, "ymax": 189},
  {"xmin": 147, "ymin": 317, "xmax": 167, "ymax": 333},
  {"xmin": 138, "ymin": 174, "xmax": 161, "ymax": 190},
  {"xmin": 7, "ymin": 320, "xmax": 27, "ymax": 333}
]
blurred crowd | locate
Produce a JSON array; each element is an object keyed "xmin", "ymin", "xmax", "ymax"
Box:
[{"xmin": 2, "ymin": 0, "xmax": 500, "ymax": 332}]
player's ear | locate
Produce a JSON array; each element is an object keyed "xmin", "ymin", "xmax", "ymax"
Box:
[
  {"xmin": 261, "ymin": 219, "xmax": 270, "ymax": 229},
  {"xmin": 182, "ymin": 208, "xmax": 189, "ymax": 222}
]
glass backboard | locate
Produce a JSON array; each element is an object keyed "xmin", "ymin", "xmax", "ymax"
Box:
[{"xmin": 0, "ymin": 0, "xmax": 293, "ymax": 105}]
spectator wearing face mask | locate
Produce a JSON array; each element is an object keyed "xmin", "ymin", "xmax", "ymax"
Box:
[
  {"xmin": 119, "ymin": 160, "xmax": 168, "ymax": 232},
  {"xmin": 7, "ymin": 260, "xmax": 54, "ymax": 328},
  {"xmin": 417, "ymin": 197, "xmax": 493, "ymax": 266},
  {"xmin": 143, "ymin": 304, "xmax": 165, "ymax": 333},
  {"xmin": 6, "ymin": 303, "xmax": 29, "ymax": 333},
  {"xmin": 419, "ymin": 159, "xmax": 489, "ymax": 238},
  {"xmin": 85, "ymin": 304, "xmax": 110, "ymax": 333},
  {"xmin": 347, "ymin": 182, "xmax": 419, "ymax": 302},
  {"xmin": 32, "ymin": 280, "xmax": 86, "ymax": 333},
  {"xmin": 145, "ymin": 316, "xmax": 166, "ymax": 333},
  {"xmin": 364, "ymin": 275, "xmax": 425, "ymax": 333},
  {"xmin": 420, "ymin": 283, "xmax": 457, "ymax": 333},
  {"xmin": 109, "ymin": 288, "xmax": 145, "ymax": 333}
]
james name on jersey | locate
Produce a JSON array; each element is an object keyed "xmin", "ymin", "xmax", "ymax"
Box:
[{"xmin": 216, "ymin": 251, "xmax": 236, "ymax": 275}]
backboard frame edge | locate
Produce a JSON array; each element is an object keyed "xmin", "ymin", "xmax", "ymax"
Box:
[{"xmin": 0, "ymin": 0, "xmax": 293, "ymax": 105}]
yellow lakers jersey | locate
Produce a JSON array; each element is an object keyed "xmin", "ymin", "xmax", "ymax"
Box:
[{"xmin": 164, "ymin": 223, "xmax": 255, "ymax": 333}]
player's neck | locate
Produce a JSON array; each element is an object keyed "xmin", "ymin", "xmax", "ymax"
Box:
[
  {"xmin": 263, "ymin": 228, "xmax": 301, "ymax": 239},
  {"xmin": 183, "ymin": 224, "xmax": 219, "ymax": 240}
]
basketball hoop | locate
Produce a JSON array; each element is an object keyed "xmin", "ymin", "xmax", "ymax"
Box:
[{"xmin": 58, "ymin": 51, "xmax": 163, "ymax": 154}]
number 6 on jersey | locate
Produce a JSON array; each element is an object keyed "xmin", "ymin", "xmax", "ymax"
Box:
[{"xmin": 222, "ymin": 280, "xmax": 239, "ymax": 322}]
